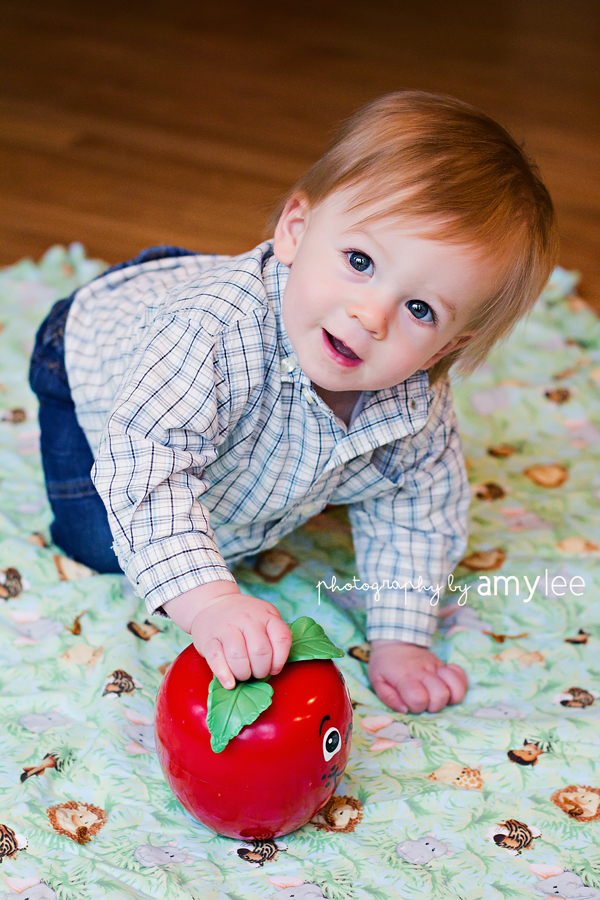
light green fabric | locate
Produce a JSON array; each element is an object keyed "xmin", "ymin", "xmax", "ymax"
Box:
[{"xmin": 1, "ymin": 247, "xmax": 600, "ymax": 899}]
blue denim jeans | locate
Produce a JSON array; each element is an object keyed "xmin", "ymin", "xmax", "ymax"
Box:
[{"xmin": 28, "ymin": 245, "xmax": 196, "ymax": 573}]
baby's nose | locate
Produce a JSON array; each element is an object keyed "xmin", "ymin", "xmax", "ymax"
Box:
[{"xmin": 347, "ymin": 299, "xmax": 390, "ymax": 339}]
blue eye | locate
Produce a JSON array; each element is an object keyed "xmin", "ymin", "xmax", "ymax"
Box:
[
  {"xmin": 407, "ymin": 299, "xmax": 435, "ymax": 323},
  {"xmin": 347, "ymin": 251, "xmax": 374, "ymax": 275}
]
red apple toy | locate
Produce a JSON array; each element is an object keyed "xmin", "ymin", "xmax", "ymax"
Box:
[{"xmin": 155, "ymin": 617, "xmax": 353, "ymax": 839}]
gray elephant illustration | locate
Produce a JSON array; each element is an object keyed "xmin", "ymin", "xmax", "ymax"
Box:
[
  {"xmin": 12, "ymin": 619, "xmax": 64, "ymax": 641},
  {"xmin": 125, "ymin": 723, "xmax": 156, "ymax": 752},
  {"xmin": 396, "ymin": 836, "xmax": 451, "ymax": 865},
  {"xmin": 0, "ymin": 884, "xmax": 56, "ymax": 900},
  {"xmin": 441, "ymin": 606, "xmax": 492, "ymax": 632},
  {"xmin": 273, "ymin": 886, "xmax": 326, "ymax": 900},
  {"xmin": 134, "ymin": 844, "xmax": 191, "ymax": 867},
  {"xmin": 533, "ymin": 871, "xmax": 600, "ymax": 899},
  {"xmin": 375, "ymin": 721, "xmax": 422, "ymax": 745},
  {"xmin": 19, "ymin": 711, "xmax": 71, "ymax": 732},
  {"xmin": 472, "ymin": 703, "xmax": 523, "ymax": 719}
]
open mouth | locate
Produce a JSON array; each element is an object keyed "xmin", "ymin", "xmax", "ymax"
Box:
[{"xmin": 324, "ymin": 330, "xmax": 361, "ymax": 362}]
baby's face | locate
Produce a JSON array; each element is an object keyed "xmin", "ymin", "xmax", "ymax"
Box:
[{"xmin": 274, "ymin": 189, "xmax": 501, "ymax": 395}]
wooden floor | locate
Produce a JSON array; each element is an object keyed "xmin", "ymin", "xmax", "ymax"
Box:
[{"xmin": 1, "ymin": 0, "xmax": 599, "ymax": 309}]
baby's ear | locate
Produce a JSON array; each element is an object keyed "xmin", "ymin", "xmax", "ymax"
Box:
[
  {"xmin": 423, "ymin": 333, "xmax": 473, "ymax": 368},
  {"xmin": 273, "ymin": 194, "xmax": 310, "ymax": 265}
]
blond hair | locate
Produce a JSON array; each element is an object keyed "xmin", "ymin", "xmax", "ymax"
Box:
[{"xmin": 269, "ymin": 91, "xmax": 558, "ymax": 385}]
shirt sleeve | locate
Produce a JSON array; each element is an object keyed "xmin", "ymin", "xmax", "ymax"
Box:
[
  {"xmin": 347, "ymin": 378, "xmax": 471, "ymax": 646},
  {"xmin": 91, "ymin": 312, "xmax": 239, "ymax": 615}
]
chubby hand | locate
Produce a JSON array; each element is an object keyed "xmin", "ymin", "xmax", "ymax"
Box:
[
  {"xmin": 163, "ymin": 582, "xmax": 292, "ymax": 690},
  {"xmin": 190, "ymin": 591, "xmax": 292, "ymax": 690},
  {"xmin": 368, "ymin": 640, "xmax": 468, "ymax": 714}
]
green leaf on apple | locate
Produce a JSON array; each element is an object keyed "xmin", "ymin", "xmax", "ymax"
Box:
[
  {"xmin": 206, "ymin": 617, "xmax": 344, "ymax": 752},
  {"xmin": 207, "ymin": 677, "xmax": 274, "ymax": 753},
  {"xmin": 287, "ymin": 616, "xmax": 345, "ymax": 662}
]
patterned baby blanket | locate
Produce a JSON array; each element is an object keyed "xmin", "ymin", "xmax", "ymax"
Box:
[{"xmin": 1, "ymin": 246, "xmax": 600, "ymax": 900}]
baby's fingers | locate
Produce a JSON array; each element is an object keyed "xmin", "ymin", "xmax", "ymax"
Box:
[
  {"xmin": 437, "ymin": 664, "xmax": 469, "ymax": 705},
  {"xmin": 266, "ymin": 617, "xmax": 292, "ymax": 675},
  {"xmin": 242, "ymin": 622, "xmax": 276, "ymax": 680},
  {"xmin": 199, "ymin": 636, "xmax": 237, "ymax": 690},
  {"xmin": 371, "ymin": 676, "xmax": 408, "ymax": 714},
  {"xmin": 217, "ymin": 629, "xmax": 254, "ymax": 684},
  {"xmin": 418, "ymin": 673, "xmax": 451, "ymax": 713}
]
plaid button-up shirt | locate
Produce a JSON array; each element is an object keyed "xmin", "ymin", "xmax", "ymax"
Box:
[{"xmin": 65, "ymin": 241, "xmax": 470, "ymax": 644}]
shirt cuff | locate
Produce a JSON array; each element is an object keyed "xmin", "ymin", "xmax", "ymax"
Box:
[
  {"xmin": 366, "ymin": 588, "xmax": 439, "ymax": 646},
  {"xmin": 119, "ymin": 532, "xmax": 237, "ymax": 615}
]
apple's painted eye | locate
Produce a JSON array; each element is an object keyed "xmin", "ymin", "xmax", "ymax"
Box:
[{"xmin": 323, "ymin": 726, "xmax": 342, "ymax": 761}]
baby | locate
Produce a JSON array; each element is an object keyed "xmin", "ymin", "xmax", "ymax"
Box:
[{"xmin": 29, "ymin": 91, "xmax": 557, "ymax": 714}]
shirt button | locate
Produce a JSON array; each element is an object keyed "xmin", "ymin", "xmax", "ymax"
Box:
[
  {"xmin": 301, "ymin": 502, "xmax": 320, "ymax": 516},
  {"xmin": 280, "ymin": 357, "xmax": 297, "ymax": 374},
  {"xmin": 301, "ymin": 387, "xmax": 315, "ymax": 404}
]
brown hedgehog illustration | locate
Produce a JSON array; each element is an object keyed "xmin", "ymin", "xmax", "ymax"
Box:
[
  {"xmin": 311, "ymin": 795, "xmax": 363, "ymax": 833},
  {"xmin": 47, "ymin": 801, "xmax": 107, "ymax": 844},
  {"xmin": 550, "ymin": 785, "xmax": 600, "ymax": 822}
]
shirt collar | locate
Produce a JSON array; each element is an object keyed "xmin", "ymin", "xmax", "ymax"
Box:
[
  {"xmin": 360, "ymin": 369, "xmax": 432, "ymax": 435},
  {"xmin": 262, "ymin": 245, "xmax": 298, "ymax": 365}
]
